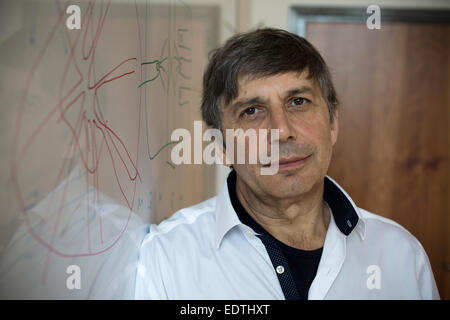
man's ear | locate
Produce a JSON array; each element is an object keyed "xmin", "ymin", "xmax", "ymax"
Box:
[{"xmin": 330, "ymin": 107, "xmax": 339, "ymax": 147}]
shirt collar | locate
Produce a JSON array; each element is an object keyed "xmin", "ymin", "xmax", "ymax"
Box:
[
  {"xmin": 323, "ymin": 175, "xmax": 366, "ymax": 240},
  {"xmin": 215, "ymin": 170, "xmax": 366, "ymax": 249},
  {"xmin": 215, "ymin": 171, "xmax": 243, "ymax": 249}
]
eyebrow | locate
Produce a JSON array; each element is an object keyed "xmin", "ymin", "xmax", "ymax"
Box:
[
  {"xmin": 230, "ymin": 96, "xmax": 267, "ymax": 112},
  {"xmin": 284, "ymin": 86, "xmax": 314, "ymax": 98},
  {"xmin": 230, "ymin": 85, "xmax": 315, "ymax": 112}
]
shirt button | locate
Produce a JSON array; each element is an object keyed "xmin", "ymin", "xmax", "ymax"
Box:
[
  {"xmin": 245, "ymin": 230, "xmax": 253, "ymax": 237},
  {"xmin": 276, "ymin": 266, "xmax": 285, "ymax": 274}
]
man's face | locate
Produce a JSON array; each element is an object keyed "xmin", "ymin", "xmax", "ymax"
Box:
[{"xmin": 221, "ymin": 71, "xmax": 339, "ymax": 199}]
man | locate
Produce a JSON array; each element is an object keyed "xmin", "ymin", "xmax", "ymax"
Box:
[{"xmin": 135, "ymin": 28, "xmax": 439, "ymax": 299}]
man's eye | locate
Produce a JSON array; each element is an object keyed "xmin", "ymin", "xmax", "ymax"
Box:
[
  {"xmin": 242, "ymin": 107, "xmax": 259, "ymax": 116},
  {"xmin": 290, "ymin": 97, "xmax": 309, "ymax": 107}
]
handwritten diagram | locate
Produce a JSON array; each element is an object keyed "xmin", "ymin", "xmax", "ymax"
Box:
[
  {"xmin": 7, "ymin": 0, "xmax": 197, "ymax": 260},
  {"xmin": 0, "ymin": 0, "xmax": 217, "ymax": 298}
]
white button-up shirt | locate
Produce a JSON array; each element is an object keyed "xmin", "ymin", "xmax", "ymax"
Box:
[{"xmin": 135, "ymin": 174, "xmax": 440, "ymax": 299}]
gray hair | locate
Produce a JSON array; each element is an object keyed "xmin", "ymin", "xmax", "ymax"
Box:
[{"xmin": 201, "ymin": 28, "xmax": 339, "ymax": 130}]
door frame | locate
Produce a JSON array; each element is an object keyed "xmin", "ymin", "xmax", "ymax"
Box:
[{"xmin": 289, "ymin": 6, "xmax": 450, "ymax": 37}]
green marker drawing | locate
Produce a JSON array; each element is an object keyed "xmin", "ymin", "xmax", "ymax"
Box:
[{"xmin": 139, "ymin": 57, "xmax": 168, "ymax": 88}]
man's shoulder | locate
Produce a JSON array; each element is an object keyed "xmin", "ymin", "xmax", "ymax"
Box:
[
  {"xmin": 141, "ymin": 196, "xmax": 217, "ymax": 249},
  {"xmin": 357, "ymin": 208, "xmax": 425, "ymax": 253}
]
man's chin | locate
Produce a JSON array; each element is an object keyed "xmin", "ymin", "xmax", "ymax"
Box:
[
  {"xmin": 260, "ymin": 175, "xmax": 305, "ymax": 196},
  {"xmin": 259, "ymin": 169, "xmax": 324, "ymax": 197}
]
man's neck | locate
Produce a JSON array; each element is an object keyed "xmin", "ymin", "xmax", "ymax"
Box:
[{"xmin": 235, "ymin": 176, "xmax": 330, "ymax": 250}]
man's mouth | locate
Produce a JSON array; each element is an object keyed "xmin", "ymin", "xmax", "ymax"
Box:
[{"xmin": 263, "ymin": 154, "xmax": 312, "ymax": 171}]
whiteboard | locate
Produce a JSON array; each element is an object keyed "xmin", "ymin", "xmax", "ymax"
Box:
[{"xmin": 0, "ymin": 0, "xmax": 219, "ymax": 298}]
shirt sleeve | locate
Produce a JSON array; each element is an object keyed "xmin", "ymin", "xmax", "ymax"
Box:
[
  {"xmin": 415, "ymin": 241, "xmax": 440, "ymax": 300},
  {"xmin": 134, "ymin": 232, "xmax": 169, "ymax": 300}
]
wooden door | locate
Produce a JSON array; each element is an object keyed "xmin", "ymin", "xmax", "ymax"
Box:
[{"xmin": 306, "ymin": 22, "xmax": 449, "ymax": 299}]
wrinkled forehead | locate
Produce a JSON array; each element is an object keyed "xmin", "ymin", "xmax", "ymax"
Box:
[
  {"xmin": 239, "ymin": 69, "xmax": 312, "ymax": 88},
  {"xmin": 233, "ymin": 70, "xmax": 321, "ymax": 101}
]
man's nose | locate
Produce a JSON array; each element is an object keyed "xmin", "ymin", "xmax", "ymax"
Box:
[{"xmin": 269, "ymin": 107, "xmax": 297, "ymax": 142}]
